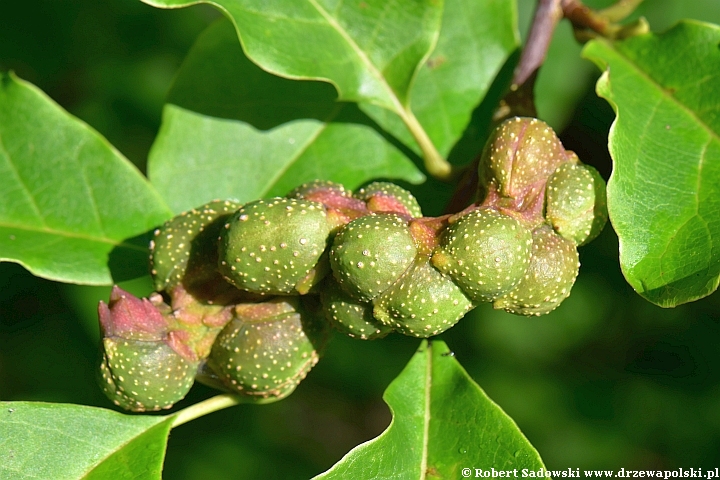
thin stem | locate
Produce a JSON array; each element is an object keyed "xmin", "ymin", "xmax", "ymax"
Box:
[
  {"xmin": 598, "ymin": 0, "xmax": 645, "ymax": 23},
  {"xmin": 495, "ymin": 0, "xmax": 563, "ymax": 122},
  {"xmin": 512, "ymin": 0, "xmax": 563, "ymax": 89},
  {"xmin": 397, "ymin": 106, "xmax": 458, "ymax": 182},
  {"xmin": 419, "ymin": 340, "xmax": 433, "ymax": 480},
  {"xmin": 561, "ymin": 0, "xmax": 610, "ymax": 35},
  {"xmin": 171, "ymin": 393, "xmax": 282, "ymax": 428},
  {"xmin": 561, "ymin": 0, "xmax": 648, "ymax": 40}
]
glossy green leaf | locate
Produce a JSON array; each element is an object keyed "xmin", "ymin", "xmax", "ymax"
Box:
[
  {"xmin": 583, "ymin": 21, "xmax": 720, "ymax": 307},
  {"xmin": 0, "ymin": 402, "xmax": 173, "ymax": 480},
  {"xmin": 360, "ymin": 0, "xmax": 519, "ymax": 159},
  {"xmin": 315, "ymin": 340, "xmax": 545, "ymax": 479},
  {"xmin": 148, "ymin": 20, "xmax": 424, "ymax": 214},
  {"xmin": 0, "ymin": 73, "xmax": 172, "ymax": 285},
  {"xmin": 142, "ymin": 0, "xmax": 442, "ymax": 113}
]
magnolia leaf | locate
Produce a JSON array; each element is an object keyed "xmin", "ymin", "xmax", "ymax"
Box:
[
  {"xmin": 141, "ymin": 0, "xmax": 442, "ymax": 113},
  {"xmin": 315, "ymin": 340, "xmax": 546, "ymax": 479},
  {"xmin": 0, "ymin": 73, "xmax": 171, "ymax": 285},
  {"xmin": 360, "ymin": 0, "xmax": 519, "ymax": 159},
  {"xmin": 0, "ymin": 402, "xmax": 173, "ymax": 480},
  {"xmin": 584, "ymin": 21, "xmax": 720, "ymax": 306},
  {"xmin": 148, "ymin": 20, "xmax": 424, "ymax": 214}
]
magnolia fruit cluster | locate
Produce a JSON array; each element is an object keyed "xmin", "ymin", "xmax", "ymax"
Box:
[{"xmin": 97, "ymin": 117, "xmax": 607, "ymax": 412}]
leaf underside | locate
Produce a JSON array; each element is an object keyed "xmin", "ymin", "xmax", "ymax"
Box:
[{"xmin": 583, "ymin": 20, "xmax": 720, "ymax": 307}]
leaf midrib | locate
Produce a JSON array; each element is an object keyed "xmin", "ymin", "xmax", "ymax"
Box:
[
  {"xmin": 305, "ymin": 0, "xmax": 406, "ymax": 114},
  {"xmin": 0, "ymin": 220, "xmax": 148, "ymax": 252},
  {"xmin": 80, "ymin": 417, "xmax": 173, "ymax": 480},
  {"xmin": 257, "ymin": 103, "xmax": 343, "ymax": 197},
  {"xmin": 420, "ymin": 341, "xmax": 432, "ymax": 480}
]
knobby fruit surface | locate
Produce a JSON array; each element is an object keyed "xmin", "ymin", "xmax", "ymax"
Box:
[
  {"xmin": 479, "ymin": 117, "xmax": 570, "ymax": 205},
  {"xmin": 219, "ymin": 198, "xmax": 332, "ymax": 295},
  {"xmin": 150, "ymin": 199, "xmax": 241, "ymax": 292},
  {"xmin": 494, "ymin": 225, "xmax": 580, "ymax": 316},
  {"xmin": 432, "ymin": 208, "xmax": 533, "ymax": 303},
  {"xmin": 330, "ymin": 213, "xmax": 417, "ymax": 302},
  {"xmin": 97, "ymin": 287, "xmax": 200, "ymax": 412},
  {"xmin": 287, "ymin": 180, "xmax": 350, "ymax": 200},
  {"xmin": 546, "ymin": 161, "xmax": 608, "ymax": 246},
  {"xmin": 320, "ymin": 280, "xmax": 392, "ymax": 340},
  {"xmin": 99, "ymin": 338, "xmax": 198, "ymax": 412},
  {"xmin": 205, "ymin": 297, "xmax": 329, "ymax": 399},
  {"xmin": 373, "ymin": 257, "xmax": 473, "ymax": 338},
  {"xmin": 355, "ymin": 181, "xmax": 423, "ymax": 218},
  {"xmin": 99, "ymin": 129, "xmax": 608, "ymax": 411}
]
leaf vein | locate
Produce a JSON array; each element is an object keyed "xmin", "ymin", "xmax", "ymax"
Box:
[
  {"xmin": 0, "ymin": 220, "xmax": 148, "ymax": 252},
  {"xmin": 420, "ymin": 341, "xmax": 431, "ymax": 480},
  {"xmin": 609, "ymin": 39, "xmax": 720, "ymax": 144},
  {"xmin": 305, "ymin": 0, "xmax": 402, "ymax": 111},
  {"xmin": 257, "ymin": 119, "xmax": 332, "ymax": 197},
  {"xmin": 0, "ymin": 132, "xmax": 47, "ymax": 227},
  {"xmin": 77, "ymin": 141, "xmax": 108, "ymax": 238}
]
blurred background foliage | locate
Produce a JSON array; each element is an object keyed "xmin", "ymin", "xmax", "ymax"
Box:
[{"xmin": 2, "ymin": 0, "xmax": 720, "ymax": 478}]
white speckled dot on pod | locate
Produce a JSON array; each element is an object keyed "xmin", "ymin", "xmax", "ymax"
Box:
[
  {"xmin": 202, "ymin": 297, "xmax": 330, "ymax": 399},
  {"xmin": 218, "ymin": 197, "xmax": 333, "ymax": 295},
  {"xmin": 151, "ymin": 199, "xmax": 241, "ymax": 292}
]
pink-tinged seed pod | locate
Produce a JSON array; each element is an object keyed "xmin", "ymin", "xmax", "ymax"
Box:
[
  {"xmin": 479, "ymin": 117, "xmax": 573, "ymax": 214},
  {"xmin": 97, "ymin": 287, "xmax": 199, "ymax": 412},
  {"xmin": 354, "ymin": 181, "xmax": 423, "ymax": 218}
]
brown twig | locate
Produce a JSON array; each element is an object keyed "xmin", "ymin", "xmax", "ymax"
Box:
[{"xmin": 513, "ymin": 0, "xmax": 564, "ymax": 89}]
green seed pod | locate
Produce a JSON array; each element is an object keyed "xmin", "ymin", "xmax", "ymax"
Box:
[
  {"xmin": 99, "ymin": 337, "xmax": 198, "ymax": 412},
  {"xmin": 373, "ymin": 257, "xmax": 473, "ymax": 338},
  {"xmin": 218, "ymin": 197, "xmax": 332, "ymax": 295},
  {"xmin": 546, "ymin": 162, "xmax": 608, "ymax": 246},
  {"xmin": 493, "ymin": 224, "xmax": 579, "ymax": 316},
  {"xmin": 150, "ymin": 200, "xmax": 241, "ymax": 292},
  {"xmin": 431, "ymin": 208, "xmax": 533, "ymax": 303},
  {"xmin": 354, "ymin": 181, "xmax": 423, "ymax": 217},
  {"xmin": 479, "ymin": 117, "xmax": 570, "ymax": 202},
  {"xmin": 320, "ymin": 280, "xmax": 392, "ymax": 340},
  {"xmin": 329, "ymin": 213, "xmax": 417, "ymax": 302},
  {"xmin": 206, "ymin": 297, "xmax": 329, "ymax": 399}
]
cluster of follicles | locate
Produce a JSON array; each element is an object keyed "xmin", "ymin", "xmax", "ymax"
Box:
[{"xmin": 96, "ymin": 117, "xmax": 607, "ymax": 412}]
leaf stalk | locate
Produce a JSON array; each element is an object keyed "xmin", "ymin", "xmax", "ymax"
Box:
[
  {"xmin": 561, "ymin": 0, "xmax": 648, "ymax": 41},
  {"xmin": 171, "ymin": 393, "xmax": 282, "ymax": 428},
  {"xmin": 397, "ymin": 106, "xmax": 458, "ymax": 182}
]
